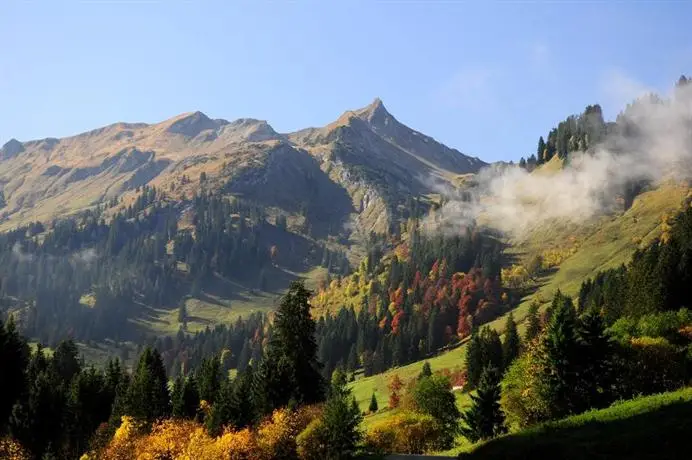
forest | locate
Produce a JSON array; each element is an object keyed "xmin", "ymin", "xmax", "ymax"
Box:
[{"xmin": 1, "ymin": 203, "xmax": 691, "ymax": 458}]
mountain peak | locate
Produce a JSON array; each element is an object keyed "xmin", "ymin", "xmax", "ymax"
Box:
[
  {"xmin": 354, "ymin": 97, "xmax": 394, "ymax": 129},
  {"xmin": 1, "ymin": 138, "xmax": 25, "ymax": 160},
  {"xmin": 165, "ymin": 111, "xmax": 219, "ymax": 137}
]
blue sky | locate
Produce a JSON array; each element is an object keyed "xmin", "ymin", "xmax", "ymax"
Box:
[{"xmin": 1, "ymin": 1, "xmax": 691, "ymax": 162}]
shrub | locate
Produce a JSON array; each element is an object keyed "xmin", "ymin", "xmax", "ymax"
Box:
[
  {"xmin": 365, "ymin": 412, "xmax": 445, "ymax": 454},
  {"xmin": 409, "ymin": 374, "xmax": 460, "ymax": 448},
  {"xmin": 614, "ymin": 336, "xmax": 686, "ymax": 398},
  {"xmin": 0, "ymin": 437, "xmax": 29, "ymax": 460},
  {"xmin": 296, "ymin": 419, "xmax": 327, "ymax": 460}
]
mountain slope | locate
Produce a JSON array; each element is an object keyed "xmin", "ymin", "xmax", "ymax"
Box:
[{"xmin": 0, "ymin": 100, "xmax": 486, "ymax": 347}]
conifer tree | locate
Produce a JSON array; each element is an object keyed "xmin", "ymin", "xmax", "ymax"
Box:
[
  {"xmin": 316, "ymin": 372, "xmax": 363, "ymax": 459},
  {"xmin": 51, "ymin": 339, "xmax": 81, "ymax": 385},
  {"xmin": 480, "ymin": 327, "xmax": 504, "ymax": 372},
  {"xmin": 460, "ymin": 367, "xmax": 507, "ymax": 443},
  {"xmin": 125, "ymin": 347, "xmax": 171, "ymax": 424},
  {"xmin": 465, "ymin": 330, "xmax": 483, "ymax": 390},
  {"xmin": 368, "ymin": 393, "xmax": 378, "ymax": 413},
  {"xmin": 255, "ymin": 282, "xmax": 324, "ymax": 414},
  {"xmin": 575, "ymin": 308, "xmax": 615, "ymax": 411},
  {"xmin": 541, "ymin": 293, "xmax": 579, "ymax": 418},
  {"xmin": 0, "ymin": 318, "xmax": 29, "ymax": 434},
  {"xmin": 502, "ymin": 312, "xmax": 521, "ymax": 369},
  {"xmin": 418, "ymin": 361, "xmax": 433, "ymax": 380},
  {"xmin": 197, "ymin": 356, "xmax": 222, "ymax": 405}
]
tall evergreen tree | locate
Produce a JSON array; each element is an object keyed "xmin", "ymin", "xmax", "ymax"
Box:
[
  {"xmin": 315, "ymin": 372, "xmax": 363, "ymax": 459},
  {"xmin": 541, "ymin": 293, "xmax": 580, "ymax": 418},
  {"xmin": 0, "ymin": 318, "xmax": 29, "ymax": 434},
  {"xmin": 465, "ymin": 330, "xmax": 483, "ymax": 390},
  {"xmin": 502, "ymin": 312, "xmax": 521, "ymax": 369},
  {"xmin": 255, "ymin": 282, "xmax": 325, "ymax": 414},
  {"xmin": 460, "ymin": 367, "xmax": 507, "ymax": 443},
  {"xmin": 575, "ymin": 308, "xmax": 615, "ymax": 411},
  {"xmin": 51, "ymin": 339, "xmax": 82, "ymax": 385},
  {"xmin": 480, "ymin": 327, "xmax": 504, "ymax": 372},
  {"xmin": 125, "ymin": 347, "xmax": 171, "ymax": 424},
  {"xmin": 197, "ymin": 356, "xmax": 222, "ymax": 405}
]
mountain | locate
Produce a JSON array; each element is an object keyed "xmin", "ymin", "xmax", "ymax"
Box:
[
  {"xmin": 0, "ymin": 99, "xmax": 487, "ymax": 349},
  {"xmin": 0, "ymin": 99, "xmax": 484, "ymax": 236}
]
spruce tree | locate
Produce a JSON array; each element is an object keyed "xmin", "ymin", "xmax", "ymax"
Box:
[
  {"xmin": 460, "ymin": 367, "xmax": 507, "ymax": 443},
  {"xmin": 465, "ymin": 330, "xmax": 483, "ymax": 390},
  {"xmin": 0, "ymin": 318, "xmax": 29, "ymax": 434},
  {"xmin": 317, "ymin": 373, "xmax": 363, "ymax": 459},
  {"xmin": 502, "ymin": 313, "xmax": 521, "ymax": 369},
  {"xmin": 418, "ymin": 361, "xmax": 433, "ymax": 380},
  {"xmin": 125, "ymin": 347, "xmax": 171, "ymax": 424},
  {"xmin": 480, "ymin": 327, "xmax": 504, "ymax": 372},
  {"xmin": 197, "ymin": 356, "xmax": 222, "ymax": 405},
  {"xmin": 541, "ymin": 293, "xmax": 580, "ymax": 418},
  {"xmin": 51, "ymin": 339, "xmax": 81, "ymax": 385},
  {"xmin": 575, "ymin": 308, "xmax": 615, "ymax": 412},
  {"xmin": 368, "ymin": 393, "xmax": 378, "ymax": 413},
  {"xmin": 524, "ymin": 301, "xmax": 541, "ymax": 343},
  {"xmin": 256, "ymin": 281, "xmax": 324, "ymax": 414}
]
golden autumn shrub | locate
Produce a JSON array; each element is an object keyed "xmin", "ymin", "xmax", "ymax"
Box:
[
  {"xmin": 256, "ymin": 408, "xmax": 300, "ymax": 460},
  {"xmin": 0, "ymin": 437, "xmax": 29, "ymax": 460},
  {"xmin": 135, "ymin": 419, "xmax": 198, "ymax": 459},
  {"xmin": 364, "ymin": 411, "xmax": 444, "ymax": 455},
  {"xmin": 93, "ymin": 406, "xmax": 325, "ymax": 460}
]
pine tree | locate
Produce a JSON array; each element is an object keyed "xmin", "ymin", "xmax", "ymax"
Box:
[
  {"xmin": 460, "ymin": 367, "xmax": 507, "ymax": 443},
  {"xmin": 346, "ymin": 345, "xmax": 359, "ymax": 373},
  {"xmin": 465, "ymin": 330, "xmax": 483, "ymax": 390},
  {"xmin": 524, "ymin": 301, "xmax": 541, "ymax": 343},
  {"xmin": 125, "ymin": 347, "xmax": 171, "ymax": 424},
  {"xmin": 177, "ymin": 302, "xmax": 188, "ymax": 326},
  {"xmin": 418, "ymin": 361, "xmax": 433, "ymax": 380},
  {"xmin": 541, "ymin": 293, "xmax": 580, "ymax": 418},
  {"xmin": 51, "ymin": 339, "xmax": 81, "ymax": 385},
  {"xmin": 0, "ymin": 318, "xmax": 29, "ymax": 434},
  {"xmin": 197, "ymin": 356, "xmax": 222, "ymax": 405},
  {"xmin": 256, "ymin": 281, "xmax": 324, "ymax": 414},
  {"xmin": 575, "ymin": 308, "xmax": 615, "ymax": 412},
  {"xmin": 480, "ymin": 327, "xmax": 504, "ymax": 372},
  {"xmin": 368, "ymin": 393, "xmax": 378, "ymax": 413},
  {"xmin": 317, "ymin": 373, "xmax": 363, "ymax": 459},
  {"xmin": 205, "ymin": 378, "xmax": 235, "ymax": 437},
  {"xmin": 502, "ymin": 313, "xmax": 521, "ymax": 369}
]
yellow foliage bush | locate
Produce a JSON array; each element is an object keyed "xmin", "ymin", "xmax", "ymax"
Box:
[
  {"xmin": 0, "ymin": 437, "xmax": 29, "ymax": 460},
  {"xmin": 364, "ymin": 411, "xmax": 444, "ymax": 455},
  {"xmin": 135, "ymin": 419, "xmax": 198, "ymax": 459},
  {"xmin": 96, "ymin": 406, "xmax": 324, "ymax": 459},
  {"xmin": 100, "ymin": 416, "xmax": 145, "ymax": 460}
]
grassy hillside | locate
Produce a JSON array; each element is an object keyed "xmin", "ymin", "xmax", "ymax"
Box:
[
  {"xmin": 457, "ymin": 387, "xmax": 692, "ymax": 459},
  {"xmin": 349, "ymin": 180, "xmax": 691, "ymax": 448}
]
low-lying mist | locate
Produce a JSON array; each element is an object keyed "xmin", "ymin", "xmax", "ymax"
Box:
[{"xmin": 426, "ymin": 81, "xmax": 692, "ymax": 239}]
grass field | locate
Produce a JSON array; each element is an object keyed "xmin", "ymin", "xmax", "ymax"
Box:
[
  {"xmin": 350, "ymin": 181, "xmax": 691, "ymax": 456},
  {"xmin": 457, "ymin": 387, "xmax": 692, "ymax": 459}
]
